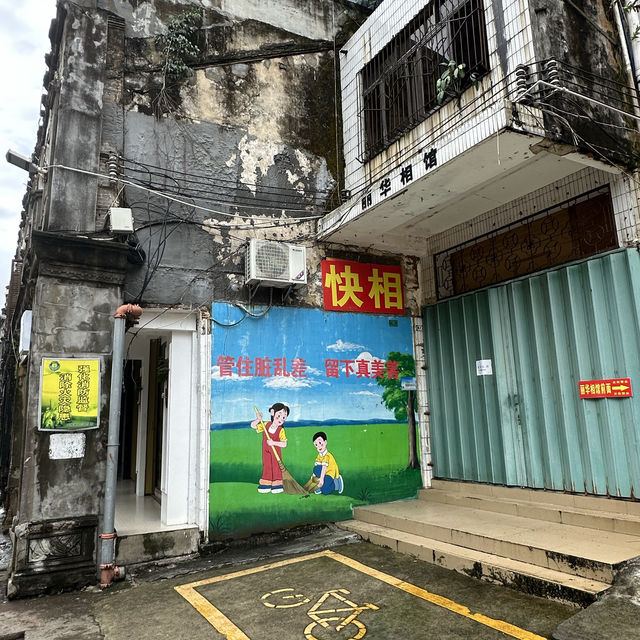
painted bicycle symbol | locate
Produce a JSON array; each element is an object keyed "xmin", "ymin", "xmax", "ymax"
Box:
[{"xmin": 261, "ymin": 587, "xmax": 380, "ymax": 640}]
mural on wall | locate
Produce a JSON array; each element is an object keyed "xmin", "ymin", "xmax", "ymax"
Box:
[{"xmin": 210, "ymin": 302, "xmax": 421, "ymax": 538}]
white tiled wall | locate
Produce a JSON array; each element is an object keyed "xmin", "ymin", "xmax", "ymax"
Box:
[
  {"xmin": 611, "ymin": 171, "xmax": 640, "ymax": 245},
  {"xmin": 340, "ymin": 0, "xmax": 537, "ymax": 195}
]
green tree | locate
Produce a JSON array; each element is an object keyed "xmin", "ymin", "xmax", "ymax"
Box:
[
  {"xmin": 155, "ymin": 8, "xmax": 202, "ymax": 81},
  {"xmin": 154, "ymin": 8, "xmax": 203, "ymax": 115},
  {"xmin": 376, "ymin": 351, "xmax": 420, "ymax": 469}
]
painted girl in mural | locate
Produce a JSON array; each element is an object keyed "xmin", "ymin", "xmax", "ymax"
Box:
[{"xmin": 250, "ymin": 403, "xmax": 289, "ymax": 493}]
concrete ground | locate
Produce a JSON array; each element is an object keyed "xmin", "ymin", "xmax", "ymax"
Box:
[{"xmin": 0, "ymin": 525, "xmax": 638, "ymax": 640}]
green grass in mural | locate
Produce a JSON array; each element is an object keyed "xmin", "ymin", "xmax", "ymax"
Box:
[
  {"xmin": 208, "ymin": 482, "xmax": 358, "ymax": 539},
  {"xmin": 209, "ymin": 423, "xmax": 422, "ymax": 537}
]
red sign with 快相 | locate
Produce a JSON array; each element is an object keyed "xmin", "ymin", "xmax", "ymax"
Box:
[
  {"xmin": 579, "ymin": 378, "xmax": 632, "ymax": 398},
  {"xmin": 321, "ymin": 259, "xmax": 404, "ymax": 314}
]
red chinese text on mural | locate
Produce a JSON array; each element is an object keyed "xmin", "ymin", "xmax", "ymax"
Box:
[
  {"xmin": 321, "ymin": 259, "xmax": 404, "ymax": 314},
  {"xmin": 217, "ymin": 356, "xmax": 308, "ymax": 377},
  {"xmin": 215, "ymin": 356, "xmax": 400, "ymax": 380},
  {"xmin": 324, "ymin": 358, "xmax": 398, "ymax": 379}
]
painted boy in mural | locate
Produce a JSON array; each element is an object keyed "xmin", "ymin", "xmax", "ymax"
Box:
[
  {"xmin": 304, "ymin": 431, "xmax": 344, "ymax": 495},
  {"xmin": 250, "ymin": 403, "xmax": 289, "ymax": 494}
]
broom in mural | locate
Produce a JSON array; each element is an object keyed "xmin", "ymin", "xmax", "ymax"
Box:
[{"xmin": 254, "ymin": 407, "xmax": 308, "ymax": 495}]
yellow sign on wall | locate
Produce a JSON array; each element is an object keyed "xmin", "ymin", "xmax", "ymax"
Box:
[{"xmin": 40, "ymin": 358, "xmax": 100, "ymax": 430}]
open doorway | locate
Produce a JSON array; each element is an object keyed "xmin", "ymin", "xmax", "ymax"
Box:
[
  {"xmin": 114, "ymin": 308, "xmax": 209, "ymax": 552},
  {"xmin": 118, "ymin": 360, "xmax": 141, "ymax": 485},
  {"xmin": 145, "ymin": 338, "xmax": 166, "ymax": 500},
  {"xmin": 114, "ymin": 336, "xmax": 168, "ymax": 534}
]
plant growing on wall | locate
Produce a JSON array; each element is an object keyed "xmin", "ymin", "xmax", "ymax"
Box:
[
  {"xmin": 613, "ymin": 1, "xmax": 640, "ymax": 39},
  {"xmin": 154, "ymin": 7, "xmax": 203, "ymax": 114},
  {"xmin": 436, "ymin": 60, "xmax": 479, "ymax": 106}
]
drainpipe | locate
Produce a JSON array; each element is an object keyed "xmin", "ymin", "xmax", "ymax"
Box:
[
  {"xmin": 623, "ymin": 3, "xmax": 640, "ymax": 88},
  {"xmin": 614, "ymin": 1, "xmax": 640, "ymax": 122},
  {"xmin": 100, "ymin": 303, "xmax": 142, "ymax": 589}
]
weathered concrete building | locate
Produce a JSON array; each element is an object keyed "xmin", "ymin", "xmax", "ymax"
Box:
[
  {"xmin": 1, "ymin": 0, "xmax": 418, "ymax": 597},
  {"xmin": 4, "ymin": 0, "xmax": 640, "ymax": 603}
]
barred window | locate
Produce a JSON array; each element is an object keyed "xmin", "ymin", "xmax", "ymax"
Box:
[
  {"xmin": 434, "ymin": 188, "xmax": 617, "ymax": 300},
  {"xmin": 361, "ymin": 0, "xmax": 489, "ymax": 160}
]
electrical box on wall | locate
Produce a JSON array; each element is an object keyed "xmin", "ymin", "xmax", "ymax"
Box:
[
  {"xmin": 245, "ymin": 239, "xmax": 307, "ymax": 288},
  {"xmin": 106, "ymin": 207, "xmax": 134, "ymax": 233}
]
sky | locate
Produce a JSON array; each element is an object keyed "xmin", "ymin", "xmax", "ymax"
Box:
[
  {"xmin": 210, "ymin": 303, "xmax": 414, "ymax": 427},
  {"xmin": 0, "ymin": 1, "xmax": 56, "ymax": 308}
]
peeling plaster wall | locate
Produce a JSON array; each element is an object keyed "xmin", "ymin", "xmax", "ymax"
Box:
[
  {"xmin": 5, "ymin": 0, "xmax": 390, "ymax": 597},
  {"xmin": 528, "ymin": 0, "xmax": 639, "ymax": 164},
  {"xmin": 97, "ymin": 0, "xmax": 347, "ymax": 40},
  {"xmin": 46, "ymin": 3, "xmax": 108, "ymax": 232},
  {"xmin": 117, "ymin": 1, "xmax": 367, "ymax": 308}
]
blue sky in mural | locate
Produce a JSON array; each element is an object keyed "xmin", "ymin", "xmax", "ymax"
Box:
[{"xmin": 210, "ymin": 302, "xmax": 413, "ymax": 427}]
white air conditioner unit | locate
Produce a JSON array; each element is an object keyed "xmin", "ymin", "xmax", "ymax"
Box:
[{"xmin": 245, "ymin": 239, "xmax": 307, "ymax": 288}]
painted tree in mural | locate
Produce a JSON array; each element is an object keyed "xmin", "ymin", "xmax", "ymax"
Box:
[{"xmin": 377, "ymin": 352, "xmax": 420, "ymax": 469}]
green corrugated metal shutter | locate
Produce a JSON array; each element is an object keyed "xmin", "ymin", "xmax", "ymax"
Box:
[{"xmin": 424, "ymin": 248, "xmax": 640, "ymax": 497}]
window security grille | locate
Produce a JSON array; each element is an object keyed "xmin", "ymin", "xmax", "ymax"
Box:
[
  {"xmin": 360, "ymin": 0, "xmax": 489, "ymax": 160},
  {"xmin": 433, "ymin": 187, "xmax": 617, "ymax": 300}
]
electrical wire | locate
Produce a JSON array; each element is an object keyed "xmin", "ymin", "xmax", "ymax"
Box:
[
  {"xmin": 520, "ymin": 80, "xmax": 640, "ymax": 123},
  {"xmin": 211, "ymin": 290, "xmax": 274, "ymax": 327},
  {"xmin": 125, "ymin": 113, "xmax": 335, "ymax": 208},
  {"xmin": 324, "ymin": 72, "xmax": 524, "ymax": 231},
  {"xmin": 126, "ymin": 188, "xmax": 317, "ymax": 305},
  {"xmin": 123, "ymin": 241, "xmax": 249, "ymax": 356},
  {"xmin": 341, "ymin": 70, "xmax": 523, "ymax": 195},
  {"xmin": 538, "ymin": 100, "xmax": 640, "ymax": 135},
  {"xmin": 46, "ymin": 164, "xmax": 326, "ymax": 219},
  {"xmin": 129, "ymin": 193, "xmax": 320, "ymax": 240},
  {"xmin": 520, "ymin": 101, "xmax": 640, "ymax": 198},
  {"xmin": 122, "ymin": 167, "xmax": 326, "ymax": 210},
  {"xmin": 120, "ymin": 156, "xmax": 332, "ymax": 198}
]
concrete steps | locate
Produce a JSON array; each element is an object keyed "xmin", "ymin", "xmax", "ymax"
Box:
[
  {"xmin": 338, "ymin": 480, "xmax": 640, "ymax": 605},
  {"xmin": 339, "ymin": 520, "xmax": 608, "ymax": 607},
  {"xmin": 423, "ymin": 479, "xmax": 640, "ymax": 536}
]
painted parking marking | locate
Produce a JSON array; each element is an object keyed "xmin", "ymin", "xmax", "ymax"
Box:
[
  {"xmin": 174, "ymin": 549, "xmax": 547, "ymax": 640},
  {"xmin": 262, "ymin": 586, "xmax": 379, "ymax": 638},
  {"xmin": 262, "ymin": 588, "xmax": 311, "ymax": 608},
  {"xmin": 303, "ymin": 588, "xmax": 379, "ymax": 639}
]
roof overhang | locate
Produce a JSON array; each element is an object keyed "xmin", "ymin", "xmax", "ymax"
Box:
[{"xmin": 319, "ymin": 129, "xmax": 618, "ymax": 256}]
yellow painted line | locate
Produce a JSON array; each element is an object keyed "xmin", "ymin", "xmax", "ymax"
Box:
[
  {"xmin": 174, "ymin": 582, "xmax": 250, "ymax": 640},
  {"xmin": 174, "ymin": 549, "xmax": 547, "ymax": 640},
  {"xmin": 174, "ymin": 552, "xmax": 328, "ymax": 639},
  {"xmin": 177, "ymin": 550, "xmax": 327, "ymax": 590},
  {"xmin": 325, "ymin": 550, "xmax": 546, "ymax": 640}
]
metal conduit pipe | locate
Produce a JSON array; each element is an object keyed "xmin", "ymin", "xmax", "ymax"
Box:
[
  {"xmin": 622, "ymin": 3, "xmax": 640, "ymax": 88},
  {"xmin": 412, "ymin": 316, "xmax": 433, "ymax": 488},
  {"xmin": 614, "ymin": 1, "xmax": 640, "ymax": 124},
  {"xmin": 100, "ymin": 303, "xmax": 142, "ymax": 588}
]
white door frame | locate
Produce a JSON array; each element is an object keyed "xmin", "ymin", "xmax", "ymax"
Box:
[{"xmin": 124, "ymin": 308, "xmax": 210, "ymax": 533}]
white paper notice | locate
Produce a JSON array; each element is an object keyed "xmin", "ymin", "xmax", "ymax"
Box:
[
  {"xmin": 49, "ymin": 433, "xmax": 86, "ymax": 459},
  {"xmin": 476, "ymin": 359, "xmax": 493, "ymax": 376}
]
